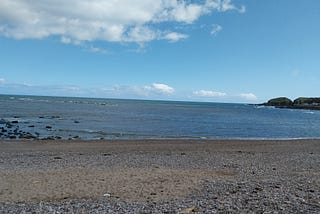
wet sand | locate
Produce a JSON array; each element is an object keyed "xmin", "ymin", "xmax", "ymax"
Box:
[{"xmin": 1, "ymin": 139, "xmax": 320, "ymax": 213}]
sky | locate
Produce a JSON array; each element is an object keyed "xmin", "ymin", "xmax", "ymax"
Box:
[{"xmin": 0, "ymin": 0, "xmax": 319, "ymax": 103}]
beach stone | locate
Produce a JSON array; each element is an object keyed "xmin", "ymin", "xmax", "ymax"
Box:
[
  {"xmin": 178, "ymin": 206, "xmax": 197, "ymax": 213},
  {"xmin": 53, "ymin": 156, "xmax": 63, "ymax": 160},
  {"xmin": 6, "ymin": 124, "xmax": 13, "ymax": 129}
]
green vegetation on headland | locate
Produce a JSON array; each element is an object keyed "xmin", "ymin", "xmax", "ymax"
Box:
[{"xmin": 259, "ymin": 97, "xmax": 320, "ymax": 110}]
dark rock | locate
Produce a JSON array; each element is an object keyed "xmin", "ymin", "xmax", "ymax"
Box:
[
  {"xmin": 11, "ymin": 120, "xmax": 19, "ymax": 124},
  {"xmin": 255, "ymin": 186, "xmax": 263, "ymax": 191},
  {"xmin": 74, "ymin": 120, "xmax": 80, "ymax": 123},
  {"xmin": 50, "ymin": 116, "xmax": 61, "ymax": 119},
  {"xmin": 19, "ymin": 133, "xmax": 36, "ymax": 139},
  {"xmin": 9, "ymin": 135, "xmax": 16, "ymax": 139},
  {"xmin": 42, "ymin": 136, "xmax": 56, "ymax": 140},
  {"xmin": 266, "ymin": 97, "xmax": 293, "ymax": 107},
  {"xmin": 53, "ymin": 156, "xmax": 63, "ymax": 160},
  {"xmin": 28, "ymin": 125, "xmax": 35, "ymax": 128},
  {"xmin": 293, "ymin": 97, "xmax": 320, "ymax": 110},
  {"xmin": 46, "ymin": 126, "xmax": 52, "ymax": 129},
  {"xmin": 6, "ymin": 124, "xmax": 13, "ymax": 129},
  {"xmin": 0, "ymin": 119, "xmax": 7, "ymax": 124}
]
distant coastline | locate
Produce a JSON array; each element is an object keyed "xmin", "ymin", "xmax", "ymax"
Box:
[{"xmin": 259, "ymin": 97, "xmax": 320, "ymax": 110}]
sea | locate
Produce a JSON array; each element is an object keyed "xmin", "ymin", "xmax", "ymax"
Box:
[{"xmin": 1, "ymin": 94, "xmax": 320, "ymax": 140}]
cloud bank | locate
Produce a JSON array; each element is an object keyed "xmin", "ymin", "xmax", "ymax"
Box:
[
  {"xmin": 239, "ymin": 93, "xmax": 258, "ymax": 101},
  {"xmin": 192, "ymin": 89, "xmax": 257, "ymax": 102},
  {"xmin": 1, "ymin": 79, "xmax": 258, "ymax": 102},
  {"xmin": 193, "ymin": 90, "xmax": 226, "ymax": 97},
  {"xmin": 0, "ymin": 0, "xmax": 245, "ymax": 44}
]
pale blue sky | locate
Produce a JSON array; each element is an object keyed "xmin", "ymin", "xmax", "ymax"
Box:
[{"xmin": 0, "ymin": 0, "xmax": 319, "ymax": 103}]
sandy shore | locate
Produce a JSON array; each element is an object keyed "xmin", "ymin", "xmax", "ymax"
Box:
[{"xmin": 1, "ymin": 139, "xmax": 320, "ymax": 213}]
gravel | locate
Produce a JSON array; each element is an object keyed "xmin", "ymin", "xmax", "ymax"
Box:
[{"xmin": 1, "ymin": 139, "xmax": 320, "ymax": 213}]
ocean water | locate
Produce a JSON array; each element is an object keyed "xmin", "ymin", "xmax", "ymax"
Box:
[{"xmin": 1, "ymin": 94, "xmax": 320, "ymax": 140}]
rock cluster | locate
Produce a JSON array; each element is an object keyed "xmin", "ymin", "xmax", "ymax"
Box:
[
  {"xmin": 0, "ymin": 119, "xmax": 37, "ymax": 140},
  {"xmin": 260, "ymin": 97, "xmax": 320, "ymax": 110},
  {"xmin": 0, "ymin": 118, "xmax": 65, "ymax": 140}
]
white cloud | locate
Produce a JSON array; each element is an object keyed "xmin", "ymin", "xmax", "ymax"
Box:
[
  {"xmin": 0, "ymin": 78, "xmax": 5, "ymax": 84},
  {"xmin": 193, "ymin": 90, "xmax": 226, "ymax": 97},
  {"xmin": 0, "ymin": 0, "xmax": 245, "ymax": 44},
  {"xmin": 144, "ymin": 83, "xmax": 175, "ymax": 94},
  {"xmin": 239, "ymin": 93, "xmax": 257, "ymax": 101},
  {"xmin": 210, "ymin": 24, "xmax": 222, "ymax": 36},
  {"xmin": 169, "ymin": 2, "xmax": 205, "ymax": 24},
  {"xmin": 215, "ymin": 0, "xmax": 246, "ymax": 13},
  {"xmin": 94, "ymin": 83, "xmax": 175, "ymax": 97},
  {"xmin": 87, "ymin": 45, "xmax": 111, "ymax": 55},
  {"xmin": 163, "ymin": 32, "xmax": 189, "ymax": 42}
]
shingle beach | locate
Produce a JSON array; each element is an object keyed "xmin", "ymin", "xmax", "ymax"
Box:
[{"xmin": 1, "ymin": 139, "xmax": 320, "ymax": 213}]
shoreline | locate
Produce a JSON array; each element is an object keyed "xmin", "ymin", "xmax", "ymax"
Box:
[{"xmin": 1, "ymin": 139, "xmax": 320, "ymax": 212}]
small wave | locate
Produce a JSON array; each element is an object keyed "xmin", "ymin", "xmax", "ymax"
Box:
[
  {"xmin": 303, "ymin": 111, "xmax": 315, "ymax": 114},
  {"xmin": 18, "ymin": 98, "xmax": 34, "ymax": 101},
  {"xmin": 254, "ymin": 105, "xmax": 275, "ymax": 109},
  {"xmin": 57, "ymin": 129, "xmax": 125, "ymax": 137}
]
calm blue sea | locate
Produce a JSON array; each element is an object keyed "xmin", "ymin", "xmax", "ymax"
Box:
[{"xmin": 1, "ymin": 94, "xmax": 320, "ymax": 140}]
